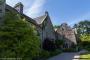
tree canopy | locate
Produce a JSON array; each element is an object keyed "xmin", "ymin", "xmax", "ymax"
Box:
[
  {"xmin": 73, "ymin": 20, "xmax": 90, "ymax": 34},
  {"xmin": 80, "ymin": 33, "xmax": 90, "ymax": 42}
]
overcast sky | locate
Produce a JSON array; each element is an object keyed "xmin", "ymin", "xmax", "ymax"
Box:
[{"xmin": 6, "ymin": 0, "xmax": 90, "ymax": 26}]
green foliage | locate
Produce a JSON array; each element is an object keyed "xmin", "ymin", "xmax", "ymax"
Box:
[
  {"xmin": 0, "ymin": 11, "xmax": 40, "ymax": 60},
  {"xmin": 39, "ymin": 49, "xmax": 62, "ymax": 60},
  {"xmin": 80, "ymin": 33, "xmax": 90, "ymax": 42},
  {"xmin": 55, "ymin": 40, "xmax": 64, "ymax": 48},
  {"xmin": 49, "ymin": 49, "xmax": 62, "ymax": 56},
  {"xmin": 40, "ymin": 40, "xmax": 63, "ymax": 59},
  {"xmin": 73, "ymin": 20, "xmax": 90, "ymax": 46},
  {"xmin": 55, "ymin": 40, "xmax": 64, "ymax": 45},
  {"xmin": 43, "ymin": 38, "xmax": 56, "ymax": 51},
  {"xmin": 73, "ymin": 20, "xmax": 90, "ymax": 35},
  {"xmin": 80, "ymin": 33, "xmax": 90, "ymax": 51},
  {"xmin": 54, "ymin": 25, "xmax": 60, "ymax": 28},
  {"xmin": 40, "ymin": 50, "xmax": 50, "ymax": 58},
  {"xmin": 80, "ymin": 53, "xmax": 90, "ymax": 59}
]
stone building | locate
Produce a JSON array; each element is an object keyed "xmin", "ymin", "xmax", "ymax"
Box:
[
  {"xmin": 6, "ymin": 2, "xmax": 39, "ymax": 26},
  {"xmin": 0, "ymin": 0, "xmax": 5, "ymax": 25},
  {"xmin": 34, "ymin": 11, "xmax": 56, "ymax": 44},
  {"xmin": 56, "ymin": 23, "xmax": 77, "ymax": 48},
  {"xmin": 0, "ymin": 1, "xmax": 39, "ymax": 37},
  {"xmin": 14, "ymin": 2, "xmax": 23, "ymax": 14},
  {"xmin": 0, "ymin": 1, "xmax": 56, "ymax": 48},
  {"xmin": 0, "ymin": 1, "xmax": 77, "ymax": 49}
]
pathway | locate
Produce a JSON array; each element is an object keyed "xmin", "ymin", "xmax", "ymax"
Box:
[{"xmin": 48, "ymin": 52, "xmax": 80, "ymax": 60}]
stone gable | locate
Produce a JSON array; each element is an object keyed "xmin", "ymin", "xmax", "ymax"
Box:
[
  {"xmin": 56, "ymin": 23, "xmax": 77, "ymax": 48},
  {"xmin": 34, "ymin": 12, "xmax": 56, "ymax": 43}
]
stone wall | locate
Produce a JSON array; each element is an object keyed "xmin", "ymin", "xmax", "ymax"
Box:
[
  {"xmin": 45, "ymin": 15, "xmax": 56, "ymax": 41},
  {"xmin": 56, "ymin": 23, "xmax": 77, "ymax": 48},
  {"xmin": 0, "ymin": 0, "xmax": 5, "ymax": 25},
  {"xmin": 36, "ymin": 14, "xmax": 56, "ymax": 43}
]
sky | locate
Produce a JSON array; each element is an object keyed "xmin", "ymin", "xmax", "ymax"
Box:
[{"xmin": 6, "ymin": 0, "xmax": 90, "ymax": 26}]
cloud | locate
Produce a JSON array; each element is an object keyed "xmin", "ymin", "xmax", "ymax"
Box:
[
  {"xmin": 6, "ymin": 0, "xmax": 45, "ymax": 18},
  {"xmin": 24, "ymin": 0, "xmax": 45, "ymax": 18},
  {"xmin": 6, "ymin": 0, "xmax": 20, "ymax": 7}
]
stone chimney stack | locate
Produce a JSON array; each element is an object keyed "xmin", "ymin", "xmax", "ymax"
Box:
[
  {"xmin": 0, "ymin": 0, "xmax": 6, "ymax": 25},
  {"xmin": 14, "ymin": 2, "xmax": 23, "ymax": 14}
]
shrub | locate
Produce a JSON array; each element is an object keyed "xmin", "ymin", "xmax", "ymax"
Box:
[
  {"xmin": 55, "ymin": 40, "xmax": 64, "ymax": 48},
  {"xmin": 63, "ymin": 48, "xmax": 75, "ymax": 52},
  {"xmin": 39, "ymin": 49, "xmax": 62, "ymax": 60},
  {"xmin": 0, "ymin": 11, "xmax": 40, "ymax": 60},
  {"xmin": 40, "ymin": 50, "xmax": 50, "ymax": 58},
  {"xmin": 42, "ymin": 38, "xmax": 56, "ymax": 51},
  {"xmin": 50, "ymin": 49, "xmax": 62, "ymax": 56},
  {"xmin": 80, "ymin": 33, "xmax": 90, "ymax": 42}
]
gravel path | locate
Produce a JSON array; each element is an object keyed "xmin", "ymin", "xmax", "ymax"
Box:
[{"xmin": 48, "ymin": 52, "xmax": 80, "ymax": 60}]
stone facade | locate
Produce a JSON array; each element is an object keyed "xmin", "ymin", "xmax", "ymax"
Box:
[
  {"xmin": 0, "ymin": 1, "xmax": 55, "ymax": 48},
  {"xmin": 0, "ymin": 1, "xmax": 77, "ymax": 48},
  {"xmin": 56, "ymin": 23, "xmax": 77, "ymax": 48},
  {"xmin": 0, "ymin": 0, "xmax": 5, "ymax": 25},
  {"xmin": 34, "ymin": 11, "xmax": 56, "ymax": 43}
]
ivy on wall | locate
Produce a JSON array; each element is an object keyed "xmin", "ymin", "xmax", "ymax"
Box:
[{"xmin": 0, "ymin": 10, "xmax": 40, "ymax": 60}]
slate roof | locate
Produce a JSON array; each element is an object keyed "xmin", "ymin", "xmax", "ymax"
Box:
[
  {"xmin": 5, "ymin": 4, "xmax": 39, "ymax": 27},
  {"xmin": 56, "ymin": 23, "xmax": 77, "ymax": 44},
  {"xmin": 34, "ymin": 13, "xmax": 47, "ymax": 25}
]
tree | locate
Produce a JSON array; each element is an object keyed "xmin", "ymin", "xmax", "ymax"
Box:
[
  {"xmin": 0, "ymin": 11, "xmax": 40, "ymax": 60},
  {"xmin": 80, "ymin": 33, "xmax": 90, "ymax": 42},
  {"xmin": 73, "ymin": 20, "xmax": 90, "ymax": 35},
  {"xmin": 54, "ymin": 25, "xmax": 60, "ymax": 28},
  {"xmin": 80, "ymin": 33, "xmax": 90, "ymax": 49},
  {"xmin": 73, "ymin": 24, "xmax": 78, "ymax": 28}
]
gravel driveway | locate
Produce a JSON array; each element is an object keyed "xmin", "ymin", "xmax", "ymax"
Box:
[{"xmin": 48, "ymin": 52, "xmax": 80, "ymax": 60}]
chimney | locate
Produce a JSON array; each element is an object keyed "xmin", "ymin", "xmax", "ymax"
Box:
[
  {"xmin": 14, "ymin": 2, "xmax": 23, "ymax": 14},
  {"xmin": 0, "ymin": 0, "xmax": 6, "ymax": 25}
]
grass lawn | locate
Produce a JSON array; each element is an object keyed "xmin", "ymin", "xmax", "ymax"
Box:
[{"xmin": 80, "ymin": 53, "xmax": 90, "ymax": 60}]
